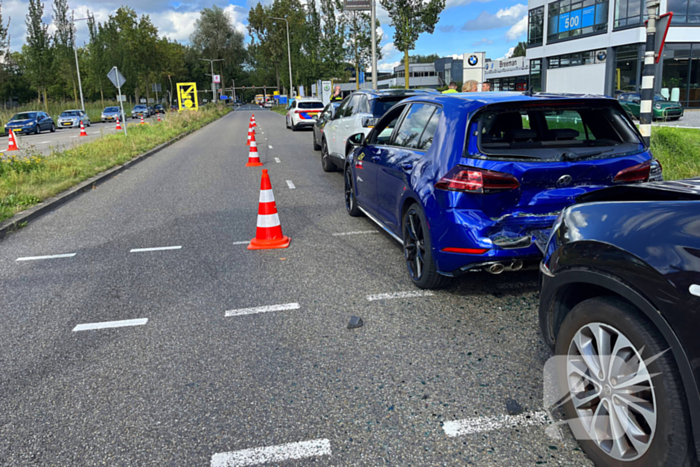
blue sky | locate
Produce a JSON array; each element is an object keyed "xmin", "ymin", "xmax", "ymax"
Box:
[{"xmin": 5, "ymin": 0, "xmax": 526, "ymax": 71}]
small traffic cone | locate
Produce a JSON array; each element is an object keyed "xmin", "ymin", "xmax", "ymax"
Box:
[
  {"xmin": 250, "ymin": 114, "xmax": 256, "ymax": 128},
  {"xmin": 140, "ymin": 115, "xmax": 145, "ymax": 125},
  {"xmin": 248, "ymin": 169, "xmax": 290, "ymax": 250},
  {"xmin": 115, "ymin": 117, "xmax": 122, "ymax": 131},
  {"xmin": 79, "ymin": 120, "xmax": 87, "ymax": 137},
  {"xmin": 245, "ymin": 132, "xmax": 263, "ymax": 167},
  {"xmin": 157, "ymin": 113, "xmax": 161, "ymax": 122},
  {"xmin": 247, "ymin": 125, "xmax": 254, "ymax": 147},
  {"xmin": 6, "ymin": 129, "xmax": 18, "ymax": 151}
]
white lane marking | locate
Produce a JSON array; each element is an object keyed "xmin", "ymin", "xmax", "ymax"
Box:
[
  {"xmin": 16, "ymin": 253, "xmax": 76, "ymax": 262},
  {"xmin": 233, "ymin": 241, "xmax": 249, "ymax": 245},
  {"xmin": 225, "ymin": 302, "xmax": 300, "ymax": 317},
  {"xmin": 367, "ymin": 291, "xmax": 434, "ymax": 301},
  {"xmin": 332, "ymin": 230, "xmax": 378, "ymax": 236},
  {"xmin": 39, "ymin": 140, "xmax": 51, "ymax": 144},
  {"xmin": 130, "ymin": 246, "xmax": 182, "ymax": 253},
  {"xmin": 274, "ymin": 157, "xmax": 281, "ymax": 163},
  {"xmin": 690, "ymin": 284, "xmax": 700, "ymax": 297},
  {"xmin": 73, "ymin": 318, "xmax": 148, "ymax": 332},
  {"xmin": 286, "ymin": 180, "xmax": 295, "ymax": 189},
  {"xmin": 443, "ymin": 411, "xmax": 550, "ymax": 437},
  {"xmin": 269, "ymin": 145, "xmax": 273, "ymax": 149},
  {"xmin": 211, "ymin": 438, "xmax": 331, "ymax": 467}
]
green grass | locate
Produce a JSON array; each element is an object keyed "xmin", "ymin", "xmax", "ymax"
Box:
[
  {"xmin": 651, "ymin": 126, "xmax": 700, "ymax": 181},
  {"xmin": 271, "ymin": 105, "xmax": 288, "ymax": 116},
  {"xmin": 0, "ymin": 105, "xmax": 230, "ymax": 223}
]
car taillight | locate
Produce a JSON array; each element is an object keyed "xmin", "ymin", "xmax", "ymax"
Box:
[
  {"xmin": 613, "ymin": 160, "xmax": 651, "ymax": 183},
  {"xmin": 435, "ymin": 166, "xmax": 519, "ymax": 194}
]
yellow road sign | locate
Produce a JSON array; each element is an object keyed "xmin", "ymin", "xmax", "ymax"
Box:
[{"xmin": 177, "ymin": 82, "xmax": 198, "ymax": 111}]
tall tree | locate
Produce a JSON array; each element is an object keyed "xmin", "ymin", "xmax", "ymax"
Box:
[
  {"xmin": 380, "ymin": 0, "xmax": 445, "ymax": 89},
  {"xmin": 319, "ymin": 0, "xmax": 346, "ymax": 81},
  {"xmin": 512, "ymin": 41, "xmax": 526, "ymax": 58},
  {"xmin": 345, "ymin": 11, "xmax": 382, "ymax": 89},
  {"xmin": 24, "ymin": 0, "xmax": 53, "ymax": 110},
  {"xmin": 52, "ymin": 0, "xmax": 78, "ymax": 103}
]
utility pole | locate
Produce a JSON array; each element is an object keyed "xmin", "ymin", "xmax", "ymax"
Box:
[
  {"xmin": 640, "ymin": 0, "xmax": 660, "ymax": 147},
  {"xmin": 371, "ymin": 0, "xmax": 377, "ymax": 90},
  {"xmin": 199, "ymin": 58, "xmax": 224, "ymax": 104},
  {"xmin": 270, "ymin": 17, "xmax": 293, "ymax": 103},
  {"xmin": 73, "ymin": 14, "xmax": 91, "ymax": 111},
  {"xmin": 232, "ymin": 79, "xmax": 236, "ymax": 103}
]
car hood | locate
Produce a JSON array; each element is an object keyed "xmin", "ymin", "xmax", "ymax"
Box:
[{"xmin": 657, "ymin": 101, "xmax": 682, "ymax": 108}]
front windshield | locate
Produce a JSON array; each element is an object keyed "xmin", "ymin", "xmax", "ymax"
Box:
[
  {"xmin": 134, "ymin": 105, "xmax": 146, "ymax": 110},
  {"xmin": 654, "ymin": 94, "xmax": 668, "ymax": 101},
  {"xmin": 104, "ymin": 107, "xmax": 119, "ymax": 112},
  {"xmin": 61, "ymin": 111, "xmax": 81, "ymax": 117},
  {"xmin": 12, "ymin": 112, "xmax": 37, "ymax": 121}
]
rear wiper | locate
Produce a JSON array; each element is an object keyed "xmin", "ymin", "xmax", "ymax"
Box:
[{"xmin": 561, "ymin": 148, "xmax": 614, "ymax": 161}]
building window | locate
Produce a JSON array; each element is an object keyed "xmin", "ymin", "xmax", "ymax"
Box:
[
  {"xmin": 615, "ymin": 44, "xmax": 641, "ymax": 92},
  {"xmin": 667, "ymin": 0, "xmax": 700, "ymax": 24},
  {"xmin": 614, "ymin": 0, "xmax": 645, "ymax": 28},
  {"xmin": 528, "ymin": 7, "xmax": 544, "ymax": 47},
  {"xmin": 547, "ymin": 49, "xmax": 601, "ymax": 69},
  {"xmin": 547, "ymin": 0, "xmax": 608, "ymax": 43},
  {"xmin": 529, "ymin": 59, "xmax": 542, "ymax": 92}
]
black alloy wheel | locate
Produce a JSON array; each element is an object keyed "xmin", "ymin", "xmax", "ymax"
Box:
[
  {"xmin": 344, "ymin": 166, "xmax": 361, "ymax": 217},
  {"xmin": 402, "ymin": 205, "xmax": 447, "ymax": 289},
  {"xmin": 321, "ymin": 139, "xmax": 335, "ymax": 172}
]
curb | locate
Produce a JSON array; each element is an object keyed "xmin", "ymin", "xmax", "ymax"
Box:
[{"xmin": 0, "ymin": 111, "xmax": 230, "ymax": 240}]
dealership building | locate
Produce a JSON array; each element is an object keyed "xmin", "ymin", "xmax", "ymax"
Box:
[{"xmin": 524, "ymin": 0, "xmax": 700, "ymax": 107}]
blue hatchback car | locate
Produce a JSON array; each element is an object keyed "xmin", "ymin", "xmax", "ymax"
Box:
[{"xmin": 343, "ymin": 92, "xmax": 657, "ymax": 288}]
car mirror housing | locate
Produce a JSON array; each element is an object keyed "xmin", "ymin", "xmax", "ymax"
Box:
[{"xmin": 362, "ymin": 117, "xmax": 378, "ymax": 128}]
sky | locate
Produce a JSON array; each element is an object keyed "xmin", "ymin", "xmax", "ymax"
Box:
[{"xmin": 4, "ymin": 0, "xmax": 526, "ymax": 73}]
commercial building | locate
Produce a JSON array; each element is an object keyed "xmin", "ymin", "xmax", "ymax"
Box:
[
  {"xmin": 434, "ymin": 57, "xmax": 464, "ymax": 86},
  {"xmin": 377, "ymin": 63, "xmax": 440, "ymax": 89},
  {"xmin": 485, "ymin": 57, "xmax": 531, "ymax": 91},
  {"xmin": 525, "ymin": 0, "xmax": 700, "ymax": 107}
]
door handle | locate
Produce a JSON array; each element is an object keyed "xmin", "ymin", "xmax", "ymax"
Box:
[
  {"xmin": 372, "ymin": 156, "xmax": 381, "ymax": 162},
  {"xmin": 402, "ymin": 162, "xmax": 413, "ymax": 171}
]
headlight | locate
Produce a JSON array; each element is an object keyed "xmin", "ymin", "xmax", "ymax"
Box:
[{"xmin": 654, "ymin": 103, "xmax": 661, "ymax": 110}]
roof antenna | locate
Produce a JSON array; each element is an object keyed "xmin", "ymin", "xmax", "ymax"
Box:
[{"xmin": 523, "ymin": 86, "xmax": 535, "ymax": 97}]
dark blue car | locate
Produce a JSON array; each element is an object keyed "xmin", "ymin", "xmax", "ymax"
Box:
[{"xmin": 344, "ymin": 92, "xmax": 657, "ymax": 288}]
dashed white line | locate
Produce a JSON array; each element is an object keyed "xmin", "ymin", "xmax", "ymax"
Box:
[
  {"xmin": 366, "ymin": 291, "xmax": 434, "ymax": 301},
  {"xmin": 72, "ymin": 318, "xmax": 148, "ymax": 332},
  {"xmin": 332, "ymin": 230, "xmax": 378, "ymax": 236},
  {"xmin": 130, "ymin": 246, "xmax": 182, "ymax": 253},
  {"xmin": 269, "ymin": 145, "xmax": 273, "ymax": 149},
  {"xmin": 274, "ymin": 157, "xmax": 281, "ymax": 163},
  {"xmin": 286, "ymin": 180, "xmax": 296, "ymax": 189},
  {"xmin": 443, "ymin": 411, "xmax": 550, "ymax": 437},
  {"xmin": 225, "ymin": 302, "xmax": 300, "ymax": 317},
  {"xmin": 16, "ymin": 253, "xmax": 76, "ymax": 262},
  {"xmin": 232, "ymin": 241, "xmax": 249, "ymax": 245},
  {"xmin": 211, "ymin": 438, "xmax": 331, "ymax": 467}
]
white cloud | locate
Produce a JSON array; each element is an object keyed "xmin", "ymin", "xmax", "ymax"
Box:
[
  {"xmin": 381, "ymin": 41, "xmax": 399, "ymax": 59},
  {"xmin": 498, "ymin": 47, "xmax": 515, "ymax": 60},
  {"xmin": 150, "ymin": 10, "xmax": 200, "ymax": 42},
  {"xmin": 446, "ymin": 0, "xmax": 494, "ymax": 8},
  {"xmin": 377, "ymin": 60, "xmax": 400, "ymax": 72},
  {"xmin": 450, "ymin": 54, "xmax": 464, "ymax": 60},
  {"xmin": 506, "ymin": 15, "xmax": 528, "ymax": 40},
  {"xmin": 461, "ymin": 4, "xmax": 527, "ymax": 31}
]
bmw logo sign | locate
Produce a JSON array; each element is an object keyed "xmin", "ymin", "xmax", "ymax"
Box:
[
  {"xmin": 596, "ymin": 51, "xmax": 607, "ymax": 62},
  {"xmin": 468, "ymin": 55, "xmax": 479, "ymax": 66}
]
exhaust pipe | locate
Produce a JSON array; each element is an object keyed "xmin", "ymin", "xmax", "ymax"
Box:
[
  {"xmin": 487, "ymin": 263, "xmax": 505, "ymax": 274},
  {"xmin": 511, "ymin": 260, "xmax": 523, "ymax": 271}
]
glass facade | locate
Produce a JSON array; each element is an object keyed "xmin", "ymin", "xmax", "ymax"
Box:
[
  {"xmin": 530, "ymin": 59, "xmax": 543, "ymax": 92},
  {"xmin": 667, "ymin": 0, "xmax": 700, "ymax": 24},
  {"xmin": 615, "ymin": 45, "xmax": 641, "ymax": 92},
  {"xmin": 614, "ymin": 0, "xmax": 646, "ymax": 28},
  {"xmin": 548, "ymin": 50, "xmax": 597, "ymax": 68},
  {"xmin": 486, "ymin": 75, "xmax": 529, "ymax": 91},
  {"xmin": 547, "ymin": 0, "xmax": 609, "ymax": 43},
  {"xmin": 661, "ymin": 43, "xmax": 700, "ymax": 107},
  {"xmin": 528, "ymin": 7, "xmax": 545, "ymax": 47}
]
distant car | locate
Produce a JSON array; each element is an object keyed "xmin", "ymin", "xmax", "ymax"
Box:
[
  {"xmin": 170, "ymin": 105, "xmax": 178, "ymax": 112},
  {"xmin": 101, "ymin": 106, "xmax": 125, "ymax": 123},
  {"xmin": 147, "ymin": 106, "xmax": 155, "ymax": 116},
  {"xmin": 131, "ymin": 105, "xmax": 149, "ymax": 119},
  {"xmin": 313, "ymin": 102, "xmax": 341, "ymax": 152},
  {"xmin": 538, "ymin": 179, "xmax": 700, "ymax": 466},
  {"xmin": 286, "ymin": 98, "xmax": 325, "ymax": 131},
  {"xmin": 4, "ymin": 111, "xmax": 55, "ymax": 135},
  {"xmin": 57, "ymin": 109, "xmax": 90, "ymax": 129},
  {"xmin": 618, "ymin": 92, "xmax": 684, "ymax": 120},
  {"xmin": 154, "ymin": 105, "xmax": 165, "ymax": 114}
]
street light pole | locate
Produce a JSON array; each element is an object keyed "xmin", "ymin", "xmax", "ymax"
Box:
[
  {"xmin": 199, "ymin": 58, "xmax": 224, "ymax": 104},
  {"xmin": 371, "ymin": 0, "xmax": 377, "ymax": 90},
  {"xmin": 270, "ymin": 17, "xmax": 293, "ymax": 103},
  {"xmin": 73, "ymin": 14, "xmax": 91, "ymax": 111}
]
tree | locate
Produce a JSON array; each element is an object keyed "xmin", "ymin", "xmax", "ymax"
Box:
[
  {"xmin": 345, "ymin": 11, "xmax": 382, "ymax": 89},
  {"xmin": 24, "ymin": 0, "xmax": 53, "ymax": 111},
  {"xmin": 512, "ymin": 41, "xmax": 526, "ymax": 58},
  {"xmin": 52, "ymin": 0, "xmax": 78, "ymax": 103},
  {"xmin": 318, "ymin": 0, "xmax": 346, "ymax": 81},
  {"xmin": 409, "ymin": 53, "xmax": 439, "ymax": 64},
  {"xmin": 380, "ymin": 0, "xmax": 445, "ymax": 89}
]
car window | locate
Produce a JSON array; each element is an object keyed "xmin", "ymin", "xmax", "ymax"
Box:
[
  {"xmin": 370, "ymin": 105, "xmax": 407, "ymax": 146},
  {"xmin": 371, "ymin": 98, "xmax": 405, "ymax": 118},
  {"xmin": 418, "ymin": 107, "xmax": 442, "ymax": 151},
  {"xmin": 392, "ymin": 104, "xmax": 437, "ymax": 149},
  {"xmin": 358, "ymin": 96, "xmax": 370, "ymax": 114},
  {"xmin": 299, "ymin": 102, "xmax": 324, "ymax": 109},
  {"xmin": 334, "ymin": 97, "xmax": 349, "ymax": 119},
  {"xmin": 344, "ymin": 95, "xmax": 360, "ymax": 117}
]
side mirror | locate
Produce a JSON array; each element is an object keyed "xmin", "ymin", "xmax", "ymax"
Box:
[
  {"xmin": 348, "ymin": 132, "xmax": 366, "ymax": 147},
  {"xmin": 632, "ymin": 98, "xmax": 641, "ymax": 104},
  {"xmin": 362, "ymin": 117, "xmax": 378, "ymax": 128}
]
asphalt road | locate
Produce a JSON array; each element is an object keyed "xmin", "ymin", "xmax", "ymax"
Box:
[{"xmin": 0, "ymin": 103, "xmax": 592, "ymax": 466}]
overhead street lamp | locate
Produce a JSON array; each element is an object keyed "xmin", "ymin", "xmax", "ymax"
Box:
[
  {"xmin": 73, "ymin": 14, "xmax": 91, "ymax": 112},
  {"xmin": 269, "ymin": 17, "xmax": 293, "ymax": 103},
  {"xmin": 199, "ymin": 58, "xmax": 224, "ymax": 103}
]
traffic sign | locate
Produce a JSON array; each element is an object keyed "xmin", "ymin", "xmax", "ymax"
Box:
[
  {"xmin": 646, "ymin": 12, "xmax": 673, "ymax": 63},
  {"xmin": 344, "ymin": 0, "xmax": 371, "ymax": 9},
  {"xmin": 213, "ymin": 75, "xmax": 221, "ymax": 84},
  {"xmin": 176, "ymin": 82, "xmax": 199, "ymax": 111},
  {"xmin": 151, "ymin": 83, "xmax": 162, "ymax": 92},
  {"xmin": 107, "ymin": 67, "xmax": 126, "ymax": 88}
]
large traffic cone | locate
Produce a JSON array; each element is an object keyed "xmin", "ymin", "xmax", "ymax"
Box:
[
  {"xmin": 115, "ymin": 117, "xmax": 122, "ymax": 131},
  {"xmin": 140, "ymin": 114, "xmax": 145, "ymax": 125},
  {"xmin": 246, "ymin": 132, "xmax": 263, "ymax": 167},
  {"xmin": 248, "ymin": 169, "xmax": 290, "ymax": 250},
  {"xmin": 6, "ymin": 129, "xmax": 18, "ymax": 151},
  {"xmin": 79, "ymin": 120, "xmax": 87, "ymax": 137},
  {"xmin": 247, "ymin": 125, "xmax": 254, "ymax": 146}
]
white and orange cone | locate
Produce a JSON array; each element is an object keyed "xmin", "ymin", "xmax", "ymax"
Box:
[
  {"xmin": 250, "ymin": 114, "xmax": 257, "ymax": 128},
  {"xmin": 157, "ymin": 113, "xmax": 161, "ymax": 122},
  {"xmin": 246, "ymin": 132, "xmax": 263, "ymax": 167},
  {"xmin": 6, "ymin": 129, "xmax": 18, "ymax": 151},
  {"xmin": 248, "ymin": 169, "xmax": 290, "ymax": 250},
  {"xmin": 247, "ymin": 125, "xmax": 254, "ymax": 146},
  {"xmin": 79, "ymin": 120, "xmax": 87, "ymax": 137},
  {"xmin": 140, "ymin": 114, "xmax": 145, "ymax": 125},
  {"xmin": 115, "ymin": 117, "xmax": 122, "ymax": 131}
]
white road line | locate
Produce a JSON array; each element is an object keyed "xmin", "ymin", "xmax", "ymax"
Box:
[
  {"xmin": 443, "ymin": 411, "xmax": 550, "ymax": 437},
  {"xmin": 16, "ymin": 253, "xmax": 76, "ymax": 262},
  {"xmin": 38, "ymin": 140, "xmax": 51, "ymax": 144},
  {"xmin": 211, "ymin": 438, "xmax": 331, "ymax": 467},
  {"xmin": 130, "ymin": 246, "xmax": 182, "ymax": 253},
  {"xmin": 366, "ymin": 291, "xmax": 434, "ymax": 301},
  {"xmin": 332, "ymin": 230, "xmax": 378, "ymax": 236},
  {"xmin": 286, "ymin": 180, "xmax": 296, "ymax": 189},
  {"xmin": 269, "ymin": 145, "xmax": 273, "ymax": 149},
  {"xmin": 274, "ymin": 157, "xmax": 281, "ymax": 163},
  {"xmin": 72, "ymin": 318, "xmax": 148, "ymax": 332},
  {"xmin": 225, "ymin": 302, "xmax": 300, "ymax": 317},
  {"xmin": 232, "ymin": 241, "xmax": 249, "ymax": 245}
]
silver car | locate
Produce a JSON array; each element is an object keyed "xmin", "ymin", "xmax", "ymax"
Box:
[
  {"xmin": 101, "ymin": 106, "xmax": 126, "ymax": 123},
  {"xmin": 57, "ymin": 109, "xmax": 91, "ymax": 129}
]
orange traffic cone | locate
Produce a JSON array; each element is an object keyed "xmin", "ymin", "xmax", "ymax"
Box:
[
  {"xmin": 250, "ymin": 114, "xmax": 256, "ymax": 128},
  {"xmin": 140, "ymin": 115, "xmax": 145, "ymax": 125},
  {"xmin": 157, "ymin": 113, "xmax": 161, "ymax": 122},
  {"xmin": 247, "ymin": 125, "xmax": 254, "ymax": 146},
  {"xmin": 79, "ymin": 120, "xmax": 87, "ymax": 137},
  {"xmin": 248, "ymin": 169, "xmax": 290, "ymax": 250},
  {"xmin": 6, "ymin": 129, "xmax": 18, "ymax": 151},
  {"xmin": 246, "ymin": 132, "xmax": 263, "ymax": 167},
  {"xmin": 115, "ymin": 117, "xmax": 122, "ymax": 131}
]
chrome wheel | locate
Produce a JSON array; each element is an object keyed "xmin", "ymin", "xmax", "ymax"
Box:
[
  {"xmin": 566, "ymin": 322, "xmax": 657, "ymax": 461},
  {"xmin": 403, "ymin": 209, "xmax": 425, "ymax": 281}
]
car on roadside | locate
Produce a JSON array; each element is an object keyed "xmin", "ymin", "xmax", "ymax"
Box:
[
  {"xmin": 131, "ymin": 105, "xmax": 149, "ymax": 119},
  {"xmin": 57, "ymin": 109, "xmax": 90, "ymax": 129},
  {"xmin": 101, "ymin": 106, "xmax": 126, "ymax": 123},
  {"xmin": 537, "ymin": 178, "xmax": 700, "ymax": 466},
  {"xmin": 286, "ymin": 98, "xmax": 325, "ymax": 131},
  {"xmin": 170, "ymin": 104, "xmax": 178, "ymax": 112},
  {"xmin": 4, "ymin": 111, "xmax": 55, "ymax": 135},
  {"xmin": 617, "ymin": 92, "xmax": 684, "ymax": 121},
  {"xmin": 343, "ymin": 92, "xmax": 661, "ymax": 288},
  {"xmin": 312, "ymin": 102, "xmax": 341, "ymax": 151},
  {"xmin": 320, "ymin": 89, "xmax": 433, "ymax": 173},
  {"xmin": 148, "ymin": 105, "xmax": 155, "ymax": 116},
  {"xmin": 154, "ymin": 105, "xmax": 165, "ymax": 114}
]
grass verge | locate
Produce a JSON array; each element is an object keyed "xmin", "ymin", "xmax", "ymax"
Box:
[
  {"xmin": 0, "ymin": 105, "xmax": 230, "ymax": 223},
  {"xmin": 651, "ymin": 126, "xmax": 700, "ymax": 181},
  {"xmin": 271, "ymin": 105, "xmax": 287, "ymax": 116}
]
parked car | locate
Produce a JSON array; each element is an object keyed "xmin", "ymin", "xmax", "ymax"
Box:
[
  {"xmin": 170, "ymin": 104, "xmax": 178, "ymax": 112},
  {"xmin": 147, "ymin": 105, "xmax": 155, "ymax": 116},
  {"xmin": 4, "ymin": 111, "xmax": 55, "ymax": 135},
  {"xmin": 154, "ymin": 104, "xmax": 165, "ymax": 114},
  {"xmin": 618, "ymin": 92, "xmax": 684, "ymax": 120},
  {"xmin": 313, "ymin": 102, "xmax": 341, "ymax": 151},
  {"xmin": 285, "ymin": 98, "xmax": 325, "ymax": 131},
  {"xmin": 538, "ymin": 178, "xmax": 700, "ymax": 466},
  {"xmin": 131, "ymin": 105, "xmax": 149, "ymax": 119},
  {"xmin": 101, "ymin": 106, "xmax": 126, "ymax": 123},
  {"xmin": 344, "ymin": 92, "xmax": 659, "ymax": 288},
  {"xmin": 321, "ymin": 89, "xmax": 432, "ymax": 173},
  {"xmin": 57, "ymin": 109, "xmax": 90, "ymax": 129}
]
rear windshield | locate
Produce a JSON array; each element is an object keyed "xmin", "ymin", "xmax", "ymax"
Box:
[
  {"xmin": 372, "ymin": 98, "xmax": 404, "ymax": 118},
  {"xmin": 298, "ymin": 102, "xmax": 324, "ymax": 109},
  {"xmin": 473, "ymin": 102, "xmax": 643, "ymax": 162},
  {"xmin": 61, "ymin": 111, "xmax": 81, "ymax": 117},
  {"xmin": 104, "ymin": 107, "xmax": 119, "ymax": 112}
]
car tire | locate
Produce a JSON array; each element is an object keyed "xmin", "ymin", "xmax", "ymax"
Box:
[
  {"xmin": 313, "ymin": 131, "xmax": 321, "ymax": 151},
  {"xmin": 402, "ymin": 204, "xmax": 448, "ymax": 289},
  {"xmin": 35, "ymin": 126, "xmax": 40, "ymax": 135},
  {"xmin": 291, "ymin": 121, "xmax": 297, "ymax": 131},
  {"xmin": 555, "ymin": 296, "xmax": 693, "ymax": 467},
  {"xmin": 344, "ymin": 165, "xmax": 362, "ymax": 217},
  {"xmin": 286, "ymin": 117, "xmax": 290, "ymax": 129},
  {"xmin": 321, "ymin": 138, "xmax": 336, "ymax": 173},
  {"xmin": 50, "ymin": 124, "xmax": 55, "ymax": 133}
]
